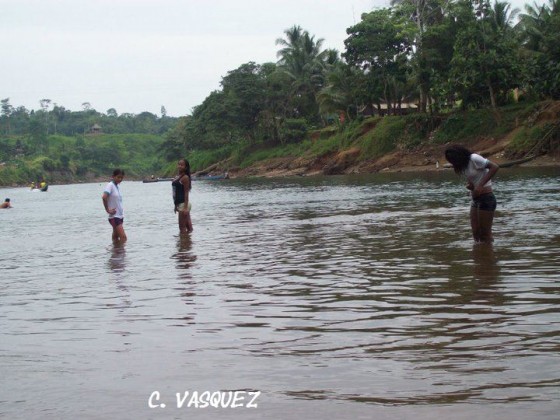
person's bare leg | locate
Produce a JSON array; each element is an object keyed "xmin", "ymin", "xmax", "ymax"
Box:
[
  {"xmin": 470, "ymin": 207, "xmax": 481, "ymax": 242},
  {"xmin": 178, "ymin": 212, "xmax": 188, "ymax": 234},
  {"xmin": 114, "ymin": 225, "xmax": 127, "ymax": 242},
  {"xmin": 477, "ymin": 209, "xmax": 495, "ymax": 243},
  {"xmin": 186, "ymin": 212, "xmax": 193, "ymax": 233}
]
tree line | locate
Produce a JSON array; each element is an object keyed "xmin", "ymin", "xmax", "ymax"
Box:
[
  {"xmin": 0, "ymin": 99, "xmax": 176, "ymax": 140},
  {"xmin": 0, "ymin": 101, "xmax": 175, "ymax": 184},
  {"xmin": 162, "ymin": 0, "xmax": 559, "ymax": 159}
]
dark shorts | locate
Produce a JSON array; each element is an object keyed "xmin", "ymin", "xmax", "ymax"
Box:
[
  {"xmin": 471, "ymin": 193, "xmax": 497, "ymax": 212},
  {"xmin": 108, "ymin": 217, "xmax": 124, "ymax": 227}
]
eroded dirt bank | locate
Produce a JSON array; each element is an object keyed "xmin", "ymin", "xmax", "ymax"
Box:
[{"xmin": 226, "ymin": 137, "xmax": 559, "ymax": 179}]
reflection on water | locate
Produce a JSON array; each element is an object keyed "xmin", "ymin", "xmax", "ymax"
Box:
[
  {"xmin": 472, "ymin": 242, "xmax": 500, "ymax": 282},
  {"xmin": 1, "ymin": 168, "xmax": 559, "ymax": 419},
  {"xmin": 108, "ymin": 242, "xmax": 127, "ymax": 273},
  {"xmin": 106, "ymin": 242, "xmax": 131, "ymax": 311},
  {"xmin": 172, "ymin": 234, "xmax": 196, "ymax": 273}
]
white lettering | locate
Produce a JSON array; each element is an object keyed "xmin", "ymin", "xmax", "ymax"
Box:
[
  {"xmin": 220, "ymin": 391, "xmax": 234, "ymax": 408},
  {"xmin": 209, "ymin": 391, "xmax": 222, "ymax": 408},
  {"xmin": 231, "ymin": 391, "xmax": 246, "ymax": 408},
  {"xmin": 155, "ymin": 389, "xmax": 261, "ymax": 409},
  {"xmin": 176, "ymin": 391, "xmax": 190, "ymax": 408},
  {"xmin": 247, "ymin": 391, "xmax": 260, "ymax": 408},
  {"xmin": 148, "ymin": 391, "xmax": 162, "ymax": 408},
  {"xmin": 199, "ymin": 391, "xmax": 210, "ymax": 409},
  {"xmin": 187, "ymin": 391, "xmax": 200, "ymax": 408}
]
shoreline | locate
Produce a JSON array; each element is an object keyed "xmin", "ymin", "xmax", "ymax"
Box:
[
  {"xmin": 226, "ymin": 148, "xmax": 560, "ymax": 179},
  {"xmin": 1, "ymin": 152, "xmax": 558, "ymax": 189}
]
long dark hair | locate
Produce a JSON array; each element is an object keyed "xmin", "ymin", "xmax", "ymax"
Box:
[
  {"xmin": 445, "ymin": 145, "xmax": 472, "ymax": 174},
  {"xmin": 179, "ymin": 158, "xmax": 192, "ymax": 190}
]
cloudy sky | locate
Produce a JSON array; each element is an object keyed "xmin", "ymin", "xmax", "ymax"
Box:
[{"xmin": 1, "ymin": 0, "xmax": 536, "ymax": 117}]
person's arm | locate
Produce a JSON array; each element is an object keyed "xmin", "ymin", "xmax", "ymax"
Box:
[
  {"xmin": 102, "ymin": 192, "xmax": 116, "ymax": 215},
  {"xmin": 181, "ymin": 177, "xmax": 190, "ymax": 213},
  {"xmin": 473, "ymin": 160, "xmax": 499, "ymax": 196}
]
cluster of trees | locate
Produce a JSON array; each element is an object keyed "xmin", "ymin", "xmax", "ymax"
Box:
[
  {"xmin": 0, "ymin": 99, "xmax": 176, "ymax": 139},
  {"xmin": 162, "ymin": 0, "xmax": 559, "ymax": 157},
  {"xmin": 0, "ymin": 133, "xmax": 165, "ymax": 185},
  {"xmin": 0, "ymin": 100, "xmax": 175, "ymax": 184}
]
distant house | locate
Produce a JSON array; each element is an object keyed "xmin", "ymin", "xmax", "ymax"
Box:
[
  {"xmin": 359, "ymin": 102, "xmax": 418, "ymax": 117},
  {"xmin": 90, "ymin": 123, "xmax": 102, "ymax": 135}
]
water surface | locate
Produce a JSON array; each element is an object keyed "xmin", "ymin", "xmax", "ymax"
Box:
[{"xmin": 1, "ymin": 168, "xmax": 559, "ymax": 419}]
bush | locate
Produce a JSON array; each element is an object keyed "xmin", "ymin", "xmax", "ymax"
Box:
[
  {"xmin": 358, "ymin": 117, "xmax": 405, "ymax": 160},
  {"xmin": 280, "ymin": 119, "xmax": 307, "ymax": 143},
  {"xmin": 505, "ymin": 123, "xmax": 555, "ymax": 158}
]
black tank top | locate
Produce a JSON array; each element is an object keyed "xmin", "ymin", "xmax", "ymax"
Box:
[{"xmin": 172, "ymin": 175, "xmax": 185, "ymax": 205}]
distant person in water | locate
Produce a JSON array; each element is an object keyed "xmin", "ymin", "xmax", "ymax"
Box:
[
  {"xmin": 445, "ymin": 145, "xmax": 499, "ymax": 243},
  {"xmin": 1, "ymin": 198, "xmax": 11, "ymax": 209},
  {"xmin": 172, "ymin": 158, "xmax": 193, "ymax": 234},
  {"xmin": 102, "ymin": 169, "xmax": 127, "ymax": 242}
]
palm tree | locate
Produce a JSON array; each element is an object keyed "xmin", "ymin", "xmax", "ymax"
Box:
[
  {"xmin": 489, "ymin": 0, "xmax": 519, "ymax": 33},
  {"xmin": 517, "ymin": 0, "xmax": 559, "ymax": 52},
  {"xmin": 317, "ymin": 63, "xmax": 360, "ymax": 122},
  {"xmin": 516, "ymin": 0, "xmax": 560, "ymax": 99},
  {"xmin": 275, "ymin": 26, "xmax": 331, "ymax": 122}
]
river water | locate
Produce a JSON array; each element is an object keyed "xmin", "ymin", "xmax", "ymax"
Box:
[{"xmin": 1, "ymin": 168, "xmax": 559, "ymax": 419}]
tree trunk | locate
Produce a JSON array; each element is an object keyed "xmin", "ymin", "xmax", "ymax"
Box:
[{"xmin": 487, "ymin": 78, "xmax": 497, "ymax": 110}]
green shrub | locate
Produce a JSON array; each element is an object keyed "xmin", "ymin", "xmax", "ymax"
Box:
[
  {"xmin": 506, "ymin": 124, "xmax": 550, "ymax": 157},
  {"xmin": 358, "ymin": 117, "xmax": 405, "ymax": 160},
  {"xmin": 280, "ymin": 119, "xmax": 308, "ymax": 144}
]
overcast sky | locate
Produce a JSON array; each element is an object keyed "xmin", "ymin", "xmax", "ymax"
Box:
[{"xmin": 1, "ymin": 0, "xmax": 538, "ymax": 117}]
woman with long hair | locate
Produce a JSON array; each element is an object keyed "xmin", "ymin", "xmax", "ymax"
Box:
[
  {"xmin": 172, "ymin": 158, "xmax": 193, "ymax": 234},
  {"xmin": 445, "ymin": 145, "xmax": 499, "ymax": 243}
]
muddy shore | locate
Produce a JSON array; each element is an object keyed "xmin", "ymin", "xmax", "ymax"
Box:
[{"xmin": 227, "ymin": 139, "xmax": 560, "ymax": 179}]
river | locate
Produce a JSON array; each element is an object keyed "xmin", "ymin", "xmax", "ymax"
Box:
[{"xmin": 1, "ymin": 167, "xmax": 559, "ymax": 419}]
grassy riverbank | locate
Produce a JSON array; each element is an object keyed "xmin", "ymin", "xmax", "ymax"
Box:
[
  {"xmin": 2, "ymin": 101, "xmax": 559, "ymax": 186},
  {"xmin": 194, "ymin": 100, "xmax": 560, "ymax": 178}
]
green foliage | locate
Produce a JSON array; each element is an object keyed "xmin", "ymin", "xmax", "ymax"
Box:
[
  {"xmin": 357, "ymin": 116, "xmax": 405, "ymax": 160},
  {"xmin": 518, "ymin": 0, "xmax": 560, "ymax": 99},
  {"xmin": 0, "ymin": 99, "xmax": 177, "ymax": 138},
  {"xmin": 343, "ymin": 8, "xmax": 412, "ymax": 111},
  {"xmin": 450, "ymin": 0, "xmax": 521, "ymax": 109},
  {"xmin": 397, "ymin": 114, "xmax": 437, "ymax": 150},
  {"xmin": 186, "ymin": 146, "xmax": 234, "ymax": 173},
  {"xmin": 279, "ymin": 118, "xmax": 307, "ymax": 143},
  {"xmin": 430, "ymin": 103, "xmax": 532, "ymax": 145},
  {"xmin": 506, "ymin": 121, "xmax": 559, "ymax": 157},
  {"xmin": 431, "ymin": 110, "xmax": 498, "ymax": 144},
  {"xmin": 0, "ymin": 133, "xmax": 166, "ymax": 185},
  {"xmin": 234, "ymin": 141, "xmax": 308, "ymax": 169},
  {"xmin": 507, "ymin": 126, "xmax": 539, "ymax": 155}
]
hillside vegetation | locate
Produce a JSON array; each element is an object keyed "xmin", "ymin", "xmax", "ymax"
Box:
[
  {"xmin": 0, "ymin": 133, "xmax": 165, "ymax": 186},
  {"xmin": 1, "ymin": 100, "xmax": 558, "ymax": 186},
  {"xmin": 181, "ymin": 100, "xmax": 560, "ymax": 178}
]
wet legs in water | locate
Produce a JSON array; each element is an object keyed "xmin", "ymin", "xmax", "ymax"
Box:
[
  {"xmin": 470, "ymin": 207, "xmax": 494, "ymax": 243},
  {"xmin": 112, "ymin": 224, "xmax": 127, "ymax": 243},
  {"xmin": 179, "ymin": 211, "xmax": 193, "ymax": 234}
]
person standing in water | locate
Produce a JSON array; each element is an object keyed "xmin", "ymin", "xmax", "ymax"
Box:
[
  {"xmin": 172, "ymin": 158, "xmax": 193, "ymax": 234},
  {"xmin": 445, "ymin": 145, "xmax": 499, "ymax": 243},
  {"xmin": 102, "ymin": 169, "xmax": 127, "ymax": 242}
]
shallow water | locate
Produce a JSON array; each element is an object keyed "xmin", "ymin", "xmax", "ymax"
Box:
[{"xmin": 1, "ymin": 168, "xmax": 559, "ymax": 419}]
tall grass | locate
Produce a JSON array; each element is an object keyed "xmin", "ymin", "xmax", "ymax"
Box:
[{"xmin": 357, "ymin": 117, "xmax": 406, "ymax": 160}]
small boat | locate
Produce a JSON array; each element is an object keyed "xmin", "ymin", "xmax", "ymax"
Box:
[
  {"xmin": 193, "ymin": 173, "xmax": 229, "ymax": 181},
  {"xmin": 31, "ymin": 185, "xmax": 48, "ymax": 192},
  {"xmin": 142, "ymin": 177, "xmax": 174, "ymax": 183}
]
